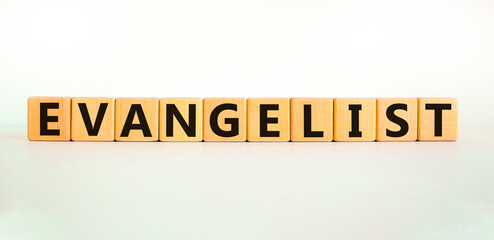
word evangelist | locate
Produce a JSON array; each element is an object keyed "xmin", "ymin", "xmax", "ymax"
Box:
[{"xmin": 27, "ymin": 97, "xmax": 457, "ymax": 142}]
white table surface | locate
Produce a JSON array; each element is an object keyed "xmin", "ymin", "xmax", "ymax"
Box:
[{"xmin": 1, "ymin": 124, "xmax": 493, "ymax": 240}]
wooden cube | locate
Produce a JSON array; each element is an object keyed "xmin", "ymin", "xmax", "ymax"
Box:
[
  {"xmin": 71, "ymin": 97, "xmax": 115, "ymax": 141},
  {"xmin": 290, "ymin": 98, "xmax": 333, "ymax": 142},
  {"xmin": 115, "ymin": 98, "xmax": 159, "ymax": 141},
  {"xmin": 28, "ymin": 97, "xmax": 71, "ymax": 141},
  {"xmin": 203, "ymin": 98, "xmax": 246, "ymax": 142},
  {"xmin": 159, "ymin": 98, "xmax": 203, "ymax": 141},
  {"xmin": 247, "ymin": 98, "xmax": 290, "ymax": 142},
  {"xmin": 333, "ymin": 98, "xmax": 376, "ymax": 141},
  {"xmin": 418, "ymin": 98, "xmax": 457, "ymax": 141},
  {"xmin": 376, "ymin": 98, "xmax": 417, "ymax": 141}
]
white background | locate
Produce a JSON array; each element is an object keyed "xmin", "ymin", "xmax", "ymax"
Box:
[
  {"xmin": 0, "ymin": 0, "xmax": 494, "ymax": 125},
  {"xmin": 1, "ymin": 0, "xmax": 494, "ymax": 239}
]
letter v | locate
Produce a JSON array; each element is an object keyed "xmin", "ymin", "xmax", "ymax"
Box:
[{"xmin": 78, "ymin": 103, "xmax": 108, "ymax": 136}]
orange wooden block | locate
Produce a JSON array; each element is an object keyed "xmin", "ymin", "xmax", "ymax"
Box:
[
  {"xmin": 418, "ymin": 98, "xmax": 457, "ymax": 141},
  {"xmin": 71, "ymin": 97, "xmax": 115, "ymax": 141},
  {"xmin": 290, "ymin": 98, "xmax": 333, "ymax": 142},
  {"xmin": 376, "ymin": 98, "xmax": 417, "ymax": 141},
  {"xmin": 28, "ymin": 97, "xmax": 71, "ymax": 141},
  {"xmin": 159, "ymin": 98, "xmax": 203, "ymax": 141},
  {"xmin": 203, "ymin": 98, "xmax": 246, "ymax": 142},
  {"xmin": 115, "ymin": 98, "xmax": 159, "ymax": 141},
  {"xmin": 247, "ymin": 98, "xmax": 290, "ymax": 142},
  {"xmin": 333, "ymin": 98, "xmax": 376, "ymax": 141}
]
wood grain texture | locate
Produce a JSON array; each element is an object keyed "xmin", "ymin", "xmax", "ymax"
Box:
[
  {"xmin": 115, "ymin": 98, "xmax": 159, "ymax": 141},
  {"xmin": 203, "ymin": 98, "xmax": 246, "ymax": 142},
  {"xmin": 28, "ymin": 97, "xmax": 71, "ymax": 141},
  {"xmin": 418, "ymin": 98, "xmax": 457, "ymax": 141},
  {"xmin": 376, "ymin": 98, "xmax": 417, "ymax": 142},
  {"xmin": 290, "ymin": 98, "xmax": 333, "ymax": 142},
  {"xmin": 159, "ymin": 98, "xmax": 203, "ymax": 141},
  {"xmin": 247, "ymin": 98, "xmax": 290, "ymax": 142},
  {"xmin": 333, "ymin": 98, "xmax": 376, "ymax": 141},
  {"xmin": 71, "ymin": 97, "xmax": 115, "ymax": 141}
]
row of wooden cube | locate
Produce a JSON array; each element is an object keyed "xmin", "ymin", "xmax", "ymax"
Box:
[{"xmin": 28, "ymin": 97, "xmax": 457, "ymax": 142}]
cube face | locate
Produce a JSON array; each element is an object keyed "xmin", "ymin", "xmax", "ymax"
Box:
[
  {"xmin": 28, "ymin": 97, "xmax": 71, "ymax": 141},
  {"xmin": 247, "ymin": 98, "xmax": 290, "ymax": 142},
  {"xmin": 418, "ymin": 98, "xmax": 457, "ymax": 141},
  {"xmin": 203, "ymin": 98, "xmax": 246, "ymax": 142},
  {"xmin": 290, "ymin": 98, "xmax": 333, "ymax": 142},
  {"xmin": 159, "ymin": 98, "xmax": 203, "ymax": 141},
  {"xmin": 333, "ymin": 99, "xmax": 376, "ymax": 141},
  {"xmin": 376, "ymin": 98, "xmax": 417, "ymax": 142},
  {"xmin": 71, "ymin": 97, "xmax": 115, "ymax": 141},
  {"xmin": 115, "ymin": 98, "xmax": 159, "ymax": 141}
]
